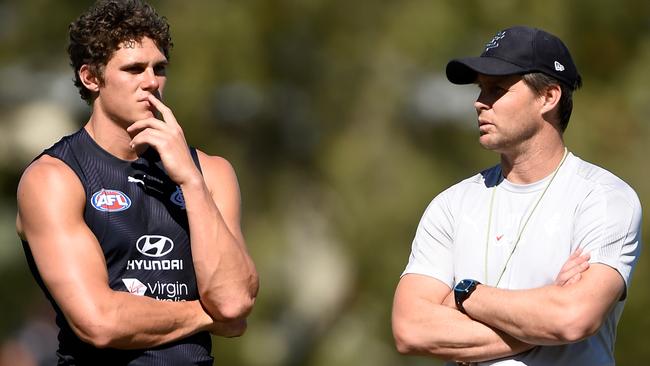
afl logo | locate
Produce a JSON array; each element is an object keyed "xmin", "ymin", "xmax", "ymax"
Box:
[
  {"xmin": 136, "ymin": 235, "xmax": 174, "ymax": 257},
  {"xmin": 91, "ymin": 189, "xmax": 131, "ymax": 212}
]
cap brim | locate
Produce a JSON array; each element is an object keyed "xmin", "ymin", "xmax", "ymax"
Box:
[{"xmin": 446, "ymin": 57, "xmax": 529, "ymax": 84}]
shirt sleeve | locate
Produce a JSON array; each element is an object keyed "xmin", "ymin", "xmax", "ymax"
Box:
[
  {"xmin": 402, "ymin": 187, "xmax": 456, "ymax": 289},
  {"xmin": 574, "ymin": 180, "xmax": 642, "ymax": 298}
]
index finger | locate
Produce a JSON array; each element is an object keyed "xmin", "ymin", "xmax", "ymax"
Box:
[
  {"xmin": 568, "ymin": 247, "xmax": 583, "ymax": 260},
  {"xmin": 146, "ymin": 93, "xmax": 178, "ymax": 126}
]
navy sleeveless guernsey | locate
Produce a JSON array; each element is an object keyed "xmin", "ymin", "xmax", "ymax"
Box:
[{"xmin": 21, "ymin": 128, "xmax": 214, "ymax": 365}]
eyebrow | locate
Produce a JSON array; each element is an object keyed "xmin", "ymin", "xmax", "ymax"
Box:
[{"xmin": 119, "ymin": 60, "xmax": 169, "ymax": 70}]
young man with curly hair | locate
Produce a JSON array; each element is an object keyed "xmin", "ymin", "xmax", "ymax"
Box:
[{"xmin": 16, "ymin": 1, "xmax": 258, "ymax": 364}]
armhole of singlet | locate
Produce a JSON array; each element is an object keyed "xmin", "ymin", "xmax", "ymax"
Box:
[
  {"xmin": 189, "ymin": 147, "xmax": 203, "ymax": 175},
  {"xmin": 41, "ymin": 148, "xmax": 89, "ymax": 199}
]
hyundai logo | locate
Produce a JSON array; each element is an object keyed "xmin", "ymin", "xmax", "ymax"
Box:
[{"xmin": 136, "ymin": 235, "xmax": 174, "ymax": 257}]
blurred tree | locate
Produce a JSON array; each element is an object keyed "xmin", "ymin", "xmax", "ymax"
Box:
[{"xmin": 1, "ymin": 0, "xmax": 648, "ymax": 365}]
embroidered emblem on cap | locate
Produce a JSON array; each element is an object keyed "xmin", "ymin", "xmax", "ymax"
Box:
[
  {"xmin": 485, "ymin": 31, "xmax": 506, "ymax": 51},
  {"xmin": 554, "ymin": 61, "xmax": 565, "ymax": 71}
]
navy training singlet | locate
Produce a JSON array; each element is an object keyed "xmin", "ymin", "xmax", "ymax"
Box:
[{"xmin": 21, "ymin": 128, "xmax": 214, "ymax": 365}]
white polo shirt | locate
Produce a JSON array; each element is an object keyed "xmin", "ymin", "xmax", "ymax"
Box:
[{"xmin": 403, "ymin": 152, "xmax": 642, "ymax": 366}]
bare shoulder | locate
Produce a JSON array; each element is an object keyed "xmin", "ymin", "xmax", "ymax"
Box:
[
  {"xmin": 195, "ymin": 150, "xmax": 240, "ymax": 192},
  {"xmin": 17, "ymin": 155, "xmax": 84, "ymax": 238},
  {"xmin": 194, "ymin": 150, "xmax": 242, "ymax": 228},
  {"xmin": 195, "ymin": 150, "xmax": 237, "ymax": 176},
  {"xmin": 18, "ymin": 155, "xmax": 84, "ymax": 200}
]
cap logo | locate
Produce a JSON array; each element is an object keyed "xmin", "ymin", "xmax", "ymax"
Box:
[
  {"xmin": 554, "ymin": 61, "xmax": 565, "ymax": 72},
  {"xmin": 485, "ymin": 31, "xmax": 506, "ymax": 51}
]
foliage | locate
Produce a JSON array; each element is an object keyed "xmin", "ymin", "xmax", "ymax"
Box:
[{"xmin": 1, "ymin": 0, "xmax": 648, "ymax": 364}]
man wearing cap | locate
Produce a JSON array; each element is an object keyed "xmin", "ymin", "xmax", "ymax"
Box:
[{"xmin": 392, "ymin": 26, "xmax": 642, "ymax": 365}]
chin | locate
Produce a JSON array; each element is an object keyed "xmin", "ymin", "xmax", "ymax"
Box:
[
  {"xmin": 478, "ymin": 135, "xmax": 494, "ymax": 148},
  {"xmin": 478, "ymin": 137, "xmax": 504, "ymax": 152},
  {"xmin": 135, "ymin": 110, "xmax": 155, "ymax": 121}
]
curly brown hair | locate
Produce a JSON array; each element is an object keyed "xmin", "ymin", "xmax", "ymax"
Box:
[{"xmin": 68, "ymin": 0, "xmax": 173, "ymax": 103}]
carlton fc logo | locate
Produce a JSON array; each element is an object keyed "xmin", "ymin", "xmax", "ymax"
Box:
[
  {"xmin": 170, "ymin": 186, "xmax": 186, "ymax": 209},
  {"xmin": 136, "ymin": 235, "xmax": 174, "ymax": 257},
  {"xmin": 91, "ymin": 189, "xmax": 131, "ymax": 212}
]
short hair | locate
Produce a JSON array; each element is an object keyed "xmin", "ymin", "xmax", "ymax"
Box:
[
  {"xmin": 522, "ymin": 72, "xmax": 581, "ymax": 132},
  {"xmin": 68, "ymin": 0, "xmax": 173, "ymax": 103}
]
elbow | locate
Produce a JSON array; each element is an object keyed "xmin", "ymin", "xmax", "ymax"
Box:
[
  {"xmin": 394, "ymin": 334, "xmax": 418, "ymax": 355},
  {"xmin": 203, "ymin": 275, "xmax": 259, "ymax": 321},
  {"xmin": 393, "ymin": 328, "xmax": 448, "ymax": 359},
  {"xmin": 204, "ymin": 294, "xmax": 257, "ymax": 322},
  {"xmin": 84, "ymin": 332, "xmax": 117, "ymax": 349},
  {"xmin": 69, "ymin": 311, "xmax": 120, "ymax": 348},
  {"xmin": 392, "ymin": 316, "xmax": 455, "ymax": 360},
  {"xmin": 556, "ymin": 320, "xmax": 600, "ymax": 344},
  {"xmin": 392, "ymin": 319, "xmax": 428, "ymax": 356},
  {"xmin": 219, "ymin": 297, "xmax": 256, "ymax": 321},
  {"xmin": 553, "ymin": 305, "xmax": 602, "ymax": 343}
]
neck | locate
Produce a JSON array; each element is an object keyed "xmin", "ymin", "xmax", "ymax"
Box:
[
  {"xmin": 85, "ymin": 113, "xmax": 138, "ymax": 161},
  {"xmin": 500, "ymin": 140, "xmax": 567, "ymax": 184}
]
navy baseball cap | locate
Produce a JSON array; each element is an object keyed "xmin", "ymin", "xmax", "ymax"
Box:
[{"xmin": 446, "ymin": 26, "xmax": 582, "ymax": 90}]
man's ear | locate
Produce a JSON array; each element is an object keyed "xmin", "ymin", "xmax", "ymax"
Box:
[
  {"xmin": 79, "ymin": 64, "xmax": 101, "ymax": 93},
  {"xmin": 540, "ymin": 83, "xmax": 562, "ymax": 115}
]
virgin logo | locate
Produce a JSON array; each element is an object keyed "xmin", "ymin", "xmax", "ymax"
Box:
[{"xmin": 136, "ymin": 235, "xmax": 174, "ymax": 257}]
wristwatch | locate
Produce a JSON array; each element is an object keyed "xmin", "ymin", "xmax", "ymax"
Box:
[{"xmin": 454, "ymin": 279, "xmax": 480, "ymax": 314}]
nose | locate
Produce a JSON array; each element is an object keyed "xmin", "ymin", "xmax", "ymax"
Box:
[
  {"xmin": 474, "ymin": 92, "xmax": 490, "ymax": 114},
  {"xmin": 141, "ymin": 68, "xmax": 159, "ymax": 91}
]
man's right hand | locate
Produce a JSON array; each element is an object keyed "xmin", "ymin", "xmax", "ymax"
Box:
[{"xmin": 554, "ymin": 248, "xmax": 590, "ymax": 286}]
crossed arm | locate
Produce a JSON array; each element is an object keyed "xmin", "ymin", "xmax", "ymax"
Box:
[
  {"xmin": 459, "ymin": 263, "xmax": 623, "ymax": 346},
  {"xmin": 127, "ymin": 94, "xmax": 259, "ymax": 322},
  {"xmin": 392, "ymin": 250, "xmax": 624, "ymax": 363},
  {"xmin": 392, "ymin": 274, "xmax": 532, "ymax": 362}
]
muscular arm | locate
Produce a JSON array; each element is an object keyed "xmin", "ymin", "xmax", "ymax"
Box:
[
  {"xmin": 128, "ymin": 94, "xmax": 258, "ymax": 322},
  {"xmin": 462, "ymin": 263, "xmax": 624, "ymax": 345},
  {"xmin": 16, "ymin": 156, "xmax": 233, "ymax": 349},
  {"xmin": 185, "ymin": 152, "xmax": 258, "ymax": 321},
  {"xmin": 392, "ymin": 249, "xmax": 591, "ymax": 362},
  {"xmin": 392, "ymin": 274, "xmax": 533, "ymax": 363}
]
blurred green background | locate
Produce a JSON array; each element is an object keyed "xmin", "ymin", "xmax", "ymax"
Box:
[{"xmin": 1, "ymin": 0, "xmax": 648, "ymax": 365}]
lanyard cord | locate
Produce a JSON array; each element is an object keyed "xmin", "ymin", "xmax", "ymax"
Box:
[{"xmin": 484, "ymin": 148, "xmax": 568, "ymax": 287}]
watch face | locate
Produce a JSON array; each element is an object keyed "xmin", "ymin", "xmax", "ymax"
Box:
[
  {"xmin": 454, "ymin": 279, "xmax": 479, "ymax": 314},
  {"xmin": 456, "ymin": 279, "xmax": 479, "ymax": 292},
  {"xmin": 456, "ymin": 279, "xmax": 474, "ymax": 291}
]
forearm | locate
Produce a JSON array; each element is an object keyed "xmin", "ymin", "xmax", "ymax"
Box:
[
  {"xmin": 71, "ymin": 295, "xmax": 212, "ymax": 349},
  {"xmin": 110, "ymin": 296, "xmax": 247, "ymax": 341},
  {"xmin": 396, "ymin": 305, "xmax": 533, "ymax": 362},
  {"xmin": 181, "ymin": 178, "xmax": 258, "ymax": 320},
  {"xmin": 393, "ymin": 277, "xmax": 534, "ymax": 363},
  {"xmin": 463, "ymin": 284, "xmax": 595, "ymax": 345}
]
